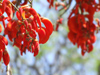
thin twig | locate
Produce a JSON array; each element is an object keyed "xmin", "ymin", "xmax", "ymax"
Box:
[
  {"xmin": 6, "ymin": 64, "xmax": 12, "ymax": 75},
  {"xmin": 59, "ymin": 7, "xmax": 68, "ymax": 17},
  {"xmin": 28, "ymin": 0, "xmax": 33, "ymax": 8},
  {"xmin": 10, "ymin": 2, "xmax": 19, "ymax": 11}
]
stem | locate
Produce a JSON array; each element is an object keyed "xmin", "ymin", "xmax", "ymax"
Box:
[
  {"xmin": 10, "ymin": 2, "xmax": 19, "ymax": 11},
  {"xmin": 59, "ymin": 7, "xmax": 68, "ymax": 17},
  {"xmin": 6, "ymin": 64, "xmax": 12, "ymax": 75},
  {"xmin": 28, "ymin": 0, "xmax": 33, "ymax": 8},
  {"xmin": 98, "ymin": 64, "xmax": 100, "ymax": 75}
]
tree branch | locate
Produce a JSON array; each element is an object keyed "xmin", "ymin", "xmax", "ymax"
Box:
[{"xmin": 6, "ymin": 64, "xmax": 12, "ymax": 75}]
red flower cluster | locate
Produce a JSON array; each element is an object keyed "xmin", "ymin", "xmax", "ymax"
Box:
[
  {"xmin": 0, "ymin": 35, "xmax": 9, "ymax": 66},
  {"xmin": 47, "ymin": 0, "xmax": 99, "ymax": 55},
  {"xmin": 0, "ymin": 0, "xmax": 53, "ymax": 65},
  {"xmin": 68, "ymin": 0, "xmax": 98, "ymax": 55}
]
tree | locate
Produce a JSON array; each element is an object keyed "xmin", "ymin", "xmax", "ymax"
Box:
[{"xmin": 0, "ymin": 0, "xmax": 100, "ymax": 74}]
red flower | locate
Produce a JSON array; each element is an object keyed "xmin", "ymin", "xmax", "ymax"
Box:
[
  {"xmin": 0, "ymin": 49, "xmax": 3, "ymax": 61},
  {"xmin": 3, "ymin": 50, "xmax": 10, "ymax": 66},
  {"xmin": 47, "ymin": 0, "xmax": 54, "ymax": 8},
  {"xmin": 37, "ymin": 18, "xmax": 53, "ymax": 44},
  {"xmin": 32, "ymin": 39, "xmax": 39, "ymax": 56},
  {"xmin": 41, "ymin": 18, "xmax": 53, "ymax": 35},
  {"xmin": 37, "ymin": 28, "xmax": 46, "ymax": 44},
  {"xmin": 68, "ymin": 16, "xmax": 79, "ymax": 33},
  {"xmin": 0, "ymin": 24, "xmax": 2, "ymax": 33}
]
